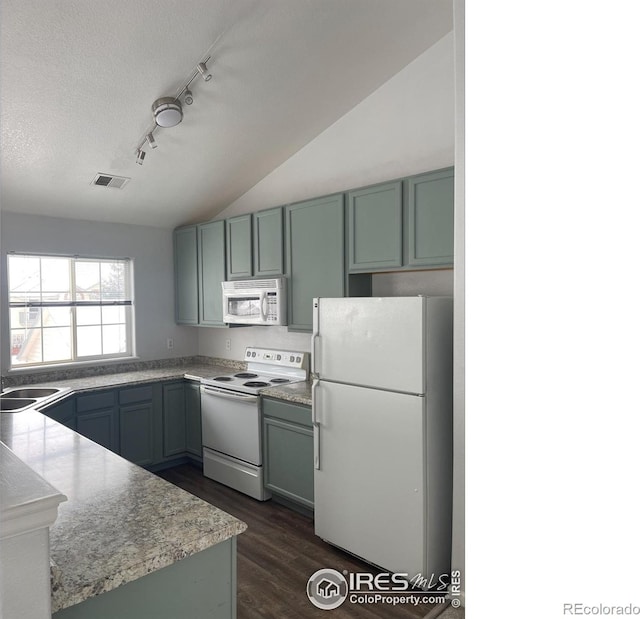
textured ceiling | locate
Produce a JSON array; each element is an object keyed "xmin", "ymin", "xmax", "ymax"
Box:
[{"xmin": 0, "ymin": 0, "xmax": 452, "ymax": 229}]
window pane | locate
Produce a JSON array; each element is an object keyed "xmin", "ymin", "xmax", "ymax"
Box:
[
  {"xmin": 42, "ymin": 327, "xmax": 71, "ymax": 362},
  {"xmin": 77, "ymin": 306, "xmax": 101, "ymax": 326},
  {"xmin": 8, "ymin": 256, "xmax": 41, "ymax": 303},
  {"xmin": 42, "ymin": 306, "xmax": 71, "ymax": 327},
  {"xmin": 41, "ymin": 257, "xmax": 70, "ymax": 294},
  {"xmin": 11, "ymin": 307, "xmax": 41, "ymax": 329},
  {"xmin": 102, "ymin": 306, "xmax": 125, "ymax": 324},
  {"xmin": 101, "ymin": 262, "xmax": 127, "ymax": 301},
  {"xmin": 77, "ymin": 325, "xmax": 102, "ymax": 357},
  {"xmin": 103, "ymin": 325, "xmax": 127, "ymax": 354},
  {"xmin": 11, "ymin": 328, "xmax": 42, "ymax": 365},
  {"xmin": 75, "ymin": 261, "xmax": 101, "ymax": 301}
]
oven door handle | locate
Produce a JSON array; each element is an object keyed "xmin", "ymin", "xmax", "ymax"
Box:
[{"xmin": 200, "ymin": 385, "xmax": 259, "ymax": 403}]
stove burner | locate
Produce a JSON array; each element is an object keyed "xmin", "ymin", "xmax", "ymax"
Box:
[
  {"xmin": 213, "ymin": 376, "xmax": 234, "ymax": 382},
  {"xmin": 269, "ymin": 378, "xmax": 290, "ymax": 384},
  {"xmin": 243, "ymin": 381, "xmax": 269, "ymax": 388},
  {"xmin": 234, "ymin": 372, "xmax": 258, "ymax": 379}
]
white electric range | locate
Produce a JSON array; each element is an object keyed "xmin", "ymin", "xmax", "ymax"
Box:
[{"xmin": 198, "ymin": 347, "xmax": 308, "ymax": 500}]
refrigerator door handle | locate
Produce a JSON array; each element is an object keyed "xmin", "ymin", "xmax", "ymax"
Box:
[
  {"xmin": 311, "ymin": 298, "xmax": 319, "ymax": 375},
  {"xmin": 312, "ymin": 378, "xmax": 320, "ymax": 470}
]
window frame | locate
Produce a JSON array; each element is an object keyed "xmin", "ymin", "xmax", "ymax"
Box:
[{"xmin": 7, "ymin": 253, "xmax": 135, "ymax": 369}]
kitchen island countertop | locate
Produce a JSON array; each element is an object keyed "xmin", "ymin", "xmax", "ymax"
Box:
[{"xmin": 0, "ymin": 409, "xmax": 247, "ymax": 613}]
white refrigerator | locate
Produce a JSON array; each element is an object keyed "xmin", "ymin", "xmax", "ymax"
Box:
[{"xmin": 311, "ymin": 296, "xmax": 453, "ymax": 580}]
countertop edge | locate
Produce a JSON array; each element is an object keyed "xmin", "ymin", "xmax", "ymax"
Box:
[{"xmin": 51, "ymin": 521, "xmax": 247, "ymax": 613}]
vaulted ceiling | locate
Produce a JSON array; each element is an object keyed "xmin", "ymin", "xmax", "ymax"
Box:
[{"xmin": 0, "ymin": 0, "xmax": 452, "ymax": 229}]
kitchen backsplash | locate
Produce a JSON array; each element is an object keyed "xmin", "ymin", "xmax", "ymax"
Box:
[{"xmin": 1, "ymin": 356, "xmax": 243, "ymax": 389}]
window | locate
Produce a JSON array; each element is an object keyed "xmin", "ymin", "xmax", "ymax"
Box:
[{"xmin": 8, "ymin": 254, "xmax": 134, "ymax": 367}]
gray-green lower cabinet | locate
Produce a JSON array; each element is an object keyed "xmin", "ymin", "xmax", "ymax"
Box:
[
  {"xmin": 76, "ymin": 391, "xmax": 118, "ymax": 453},
  {"xmin": 262, "ymin": 398, "xmax": 314, "ymax": 509},
  {"xmin": 119, "ymin": 385, "xmax": 154, "ymax": 467},
  {"xmin": 119, "ymin": 403, "xmax": 154, "ymax": 467},
  {"xmin": 163, "ymin": 382, "xmax": 187, "ymax": 458},
  {"xmin": 53, "ymin": 537, "xmax": 237, "ymax": 619}
]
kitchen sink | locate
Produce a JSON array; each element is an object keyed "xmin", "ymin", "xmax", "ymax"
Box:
[
  {"xmin": 0, "ymin": 398, "xmax": 37, "ymax": 412},
  {"xmin": 1, "ymin": 387, "xmax": 62, "ymax": 399},
  {"xmin": 0, "ymin": 387, "xmax": 68, "ymax": 413}
]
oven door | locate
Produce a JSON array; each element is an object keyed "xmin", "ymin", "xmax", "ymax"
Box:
[{"xmin": 200, "ymin": 384, "xmax": 261, "ymax": 465}]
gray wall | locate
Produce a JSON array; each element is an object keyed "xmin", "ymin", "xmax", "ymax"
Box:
[{"xmin": 0, "ymin": 211, "xmax": 198, "ymax": 376}]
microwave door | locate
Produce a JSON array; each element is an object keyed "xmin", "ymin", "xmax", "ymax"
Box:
[{"xmin": 227, "ymin": 294, "xmax": 261, "ymax": 322}]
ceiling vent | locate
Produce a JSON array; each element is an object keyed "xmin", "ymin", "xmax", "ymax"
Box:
[{"xmin": 91, "ymin": 174, "xmax": 130, "ymax": 189}]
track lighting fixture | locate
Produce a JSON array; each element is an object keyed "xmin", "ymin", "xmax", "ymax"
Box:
[
  {"xmin": 134, "ymin": 54, "xmax": 212, "ymax": 163},
  {"xmin": 197, "ymin": 62, "xmax": 212, "ymax": 81}
]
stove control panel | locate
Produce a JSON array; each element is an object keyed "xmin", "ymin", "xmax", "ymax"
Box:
[{"xmin": 244, "ymin": 347, "xmax": 307, "ymax": 368}]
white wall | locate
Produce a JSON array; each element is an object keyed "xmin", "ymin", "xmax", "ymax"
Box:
[
  {"xmin": 216, "ymin": 31, "xmax": 454, "ymax": 219},
  {"xmin": 0, "ymin": 211, "xmax": 198, "ymax": 375}
]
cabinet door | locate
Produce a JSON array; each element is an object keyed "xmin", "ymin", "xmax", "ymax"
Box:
[
  {"xmin": 253, "ymin": 207, "xmax": 283, "ymax": 277},
  {"xmin": 285, "ymin": 194, "xmax": 345, "ymax": 331},
  {"xmin": 348, "ymin": 181, "xmax": 403, "ymax": 271},
  {"xmin": 263, "ymin": 416, "xmax": 314, "ymax": 509},
  {"xmin": 162, "ymin": 382, "xmax": 186, "ymax": 457},
  {"xmin": 120, "ymin": 402, "xmax": 154, "ymax": 466},
  {"xmin": 77, "ymin": 408, "xmax": 118, "ymax": 452},
  {"xmin": 405, "ymin": 168, "xmax": 454, "ymax": 268},
  {"xmin": 198, "ymin": 220, "xmax": 226, "ymax": 326},
  {"xmin": 174, "ymin": 225, "xmax": 199, "ymax": 324},
  {"xmin": 185, "ymin": 382, "xmax": 202, "ymax": 459},
  {"xmin": 225, "ymin": 214, "xmax": 253, "ymax": 279}
]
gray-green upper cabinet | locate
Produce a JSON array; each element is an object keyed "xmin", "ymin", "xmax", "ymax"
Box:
[
  {"xmin": 174, "ymin": 225, "xmax": 199, "ymax": 325},
  {"xmin": 285, "ymin": 194, "xmax": 345, "ymax": 331},
  {"xmin": 225, "ymin": 214, "xmax": 253, "ymax": 279},
  {"xmin": 198, "ymin": 220, "xmax": 226, "ymax": 326},
  {"xmin": 405, "ymin": 167, "xmax": 454, "ymax": 268},
  {"xmin": 253, "ymin": 207, "xmax": 284, "ymax": 277},
  {"xmin": 347, "ymin": 181, "xmax": 403, "ymax": 272}
]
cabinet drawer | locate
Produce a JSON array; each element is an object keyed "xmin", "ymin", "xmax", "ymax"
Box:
[
  {"xmin": 119, "ymin": 385, "xmax": 153, "ymax": 405},
  {"xmin": 76, "ymin": 390, "xmax": 116, "ymax": 413},
  {"xmin": 262, "ymin": 398, "xmax": 311, "ymax": 427}
]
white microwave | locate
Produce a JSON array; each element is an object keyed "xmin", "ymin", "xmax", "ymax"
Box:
[{"xmin": 221, "ymin": 278, "xmax": 287, "ymax": 326}]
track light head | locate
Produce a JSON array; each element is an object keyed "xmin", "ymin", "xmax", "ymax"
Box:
[
  {"xmin": 146, "ymin": 133, "xmax": 157, "ymax": 149},
  {"xmin": 197, "ymin": 62, "xmax": 212, "ymax": 82},
  {"xmin": 136, "ymin": 149, "xmax": 146, "ymax": 165},
  {"xmin": 184, "ymin": 88, "xmax": 194, "ymax": 105}
]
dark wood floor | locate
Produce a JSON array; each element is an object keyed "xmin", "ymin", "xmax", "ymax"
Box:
[{"xmin": 157, "ymin": 464, "xmax": 440, "ymax": 619}]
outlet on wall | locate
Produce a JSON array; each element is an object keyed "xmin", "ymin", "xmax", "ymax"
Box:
[
  {"xmin": 225, "ymin": 339, "xmax": 231, "ymax": 351},
  {"xmin": 167, "ymin": 338, "xmax": 174, "ymax": 350}
]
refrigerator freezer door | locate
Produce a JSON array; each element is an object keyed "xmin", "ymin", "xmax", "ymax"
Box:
[
  {"xmin": 314, "ymin": 380, "xmax": 426, "ymax": 577},
  {"xmin": 313, "ymin": 296, "xmax": 426, "ymax": 394}
]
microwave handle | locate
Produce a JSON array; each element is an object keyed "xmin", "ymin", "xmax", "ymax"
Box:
[{"xmin": 260, "ymin": 291, "xmax": 268, "ymax": 322}]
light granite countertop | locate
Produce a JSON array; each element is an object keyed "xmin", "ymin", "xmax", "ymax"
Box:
[
  {"xmin": 0, "ymin": 409, "xmax": 247, "ymax": 613},
  {"xmin": 261, "ymin": 380, "xmax": 312, "ymax": 406}
]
